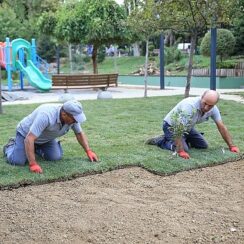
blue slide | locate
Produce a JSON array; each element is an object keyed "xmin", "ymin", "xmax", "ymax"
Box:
[{"xmin": 16, "ymin": 59, "xmax": 51, "ymax": 91}]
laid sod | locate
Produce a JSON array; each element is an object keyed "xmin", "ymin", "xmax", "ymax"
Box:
[{"xmin": 0, "ymin": 95, "xmax": 243, "ymax": 189}]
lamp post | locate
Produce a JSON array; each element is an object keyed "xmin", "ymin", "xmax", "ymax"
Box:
[
  {"xmin": 159, "ymin": 33, "xmax": 165, "ymax": 89},
  {"xmin": 210, "ymin": 26, "xmax": 217, "ymax": 90}
]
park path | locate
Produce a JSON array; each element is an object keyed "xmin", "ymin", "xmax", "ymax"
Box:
[{"xmin": 2, "ymin": 85, "xmax": 244, "ymax": 105}]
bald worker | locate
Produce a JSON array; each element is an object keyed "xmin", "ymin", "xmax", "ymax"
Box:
[{"xmin": 146, "ymin": 90, "xmax": 239, "ymax": 159}]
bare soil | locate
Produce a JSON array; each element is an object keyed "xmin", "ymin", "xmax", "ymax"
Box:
[{"xmin": 0, "ymin": 160, "xmax": 243, "ymax": 244}]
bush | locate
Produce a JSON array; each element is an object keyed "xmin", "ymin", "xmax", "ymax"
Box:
[
  {"xmin": 216, "ymin": 60, "xmax": 236, "ymax": 69},
  {"xmin": 200, "ymin": 29, "xmax": 236, "ymax": 61},
  {"xmin": 165, "ymin": 47, "xmax": 182, "ymax": 65},
  {"xmin": 83, "ymin": 56, "xmax": 91, "ymax": 63},
  {"xmin": 97, "ymin": 46, "xmax": 106, "ymax": 63}
]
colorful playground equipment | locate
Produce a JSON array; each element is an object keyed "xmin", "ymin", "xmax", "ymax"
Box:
[{"xmin": 0, "ymin": 38, "xmax": 51, "ymax": 91}]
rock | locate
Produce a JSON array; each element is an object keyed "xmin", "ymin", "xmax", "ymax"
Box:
[{"xmin": 97, "ymin": 90, "xmax": 113, "ymax": 99}]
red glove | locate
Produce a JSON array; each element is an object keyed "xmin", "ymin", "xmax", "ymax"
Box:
[
  {"xmin": 29, "ymin": 161, "xmax": 43, "ymax": 174},
  {"xmin": 86, "ymin": 149, "xmax": 98, "ymax": 162},
  {"xmin": 178, "ymin": 150, "xmax": 190, "ymax": 159},
  {"xmin": 229, "ymin": 146, "xmax": 239, "ymax": 153}
]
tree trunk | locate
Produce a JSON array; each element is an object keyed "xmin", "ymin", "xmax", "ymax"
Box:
[
  {"xmin": 132, "ymin": 42, "xmax": 140, "ymax": 56},
  {"xmin": 92, "ymin": 46, "xmax": 98, "ymax": 74},
  {"xmin": 184, "ymin": 32, "xmax": 197, "ymax": 98},
  {"xmin": 144, "ymin": 39, "xmax": 149, "ymax": 98},
  {"xmin": 68, "ymin": 44, "xmax": 73, "ymax": 73},
  {"xmin": 113, "ymin": 45, "xmax": 118, "ymax": 73},
  {"xmin": 56, "ymin": 45, "xmax": 60, "ymax": 74}
]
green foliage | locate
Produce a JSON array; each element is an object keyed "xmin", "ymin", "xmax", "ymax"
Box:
[
  {"xmin": 127, "ymin": 0, "xmax": 160, "ymax": 42},
  {"xmin": 0, "ymin": 96, "xmax": 243, "ymax": 187},
  {"xmin": 0, "ymin": 0, "xmax": 61, "ymax": 41},
  {"xmin": 200, "ymin": 29, "xmax": 236, "ymax": 61},
  {"xmin": 54, "ymin": 0, "xmax": 129, "ymax": 73},
  {"xmin": 55, "ymin": 0, "xmax": 129, "ymax": 44},
  {"xmin": 216, "ymin": 60, "xmax": 236, "ymax": 69},
  {"xmin": 169, "ymin": 109, "xmax": 196, "ymax": 139},
  {"xmin": 232, "ymin": 13, "xmax": 244, "ymax": 54},
  {"xmin": 97, "ymin": 46, "xmax": 106, "ymax": 63},
  {"xmin": 0, "ymin": 5, "xmax": 23, "ymax": 40},
  {"xmin": 36, "ymin": 35, "xmax": 57, "ymax": 62},
  {"xmin": 37, "ymin": 12, "xmax": 58, "ymax": 36},
  {"xmin": 165, "ymin": 47, "xmax": 182, "ymax": 65},
  {"xmin": 83, "ymin": 56, "xmax": 91, "ymax": 63}
]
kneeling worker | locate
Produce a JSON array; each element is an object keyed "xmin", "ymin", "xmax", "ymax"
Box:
[
  {"xmin": 3, "ymin": 100, "xmax": 98, "ymax": 173},
  {"xmin": 146, "ymin": 90, "xmax": 239, "ymax": 159}
]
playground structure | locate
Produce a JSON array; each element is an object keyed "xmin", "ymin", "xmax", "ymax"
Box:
[{"xmin": 0, "ymin": 38, "xmax": 51, "ymax": 91}]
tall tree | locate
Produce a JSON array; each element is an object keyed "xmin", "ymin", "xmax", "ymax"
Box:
[
  {"xmin": 157, "ymin": 0, "xmax": 235, "ymax": 97},
  {"xmin": 55, "ymin": 0, "xmax": 129, "ymax": 74},
  {"xmin": 127, "ymin": 0, "xmax": 161, "ymax": 97},
  {"xmin": 231, "ymin": 0, "xmax": 244, "ymax": 54},
  {"xmin": 0, "ymin": 0, "xmax": 60, "ymax": 41},
  {"xmin": 0, "ymin": 3, "xmax": 23, "ymax": 40}
]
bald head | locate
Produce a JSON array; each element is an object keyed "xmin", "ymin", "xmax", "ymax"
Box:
[
  {"xmin": 201, "ymin": 90, "xmax": 220, "ymax": 106},
  {"xmin": 200, "ymin": 90, "xmax": 219, "ymax": 113}
]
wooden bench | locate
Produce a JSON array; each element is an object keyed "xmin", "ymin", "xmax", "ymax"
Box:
[{"xmin": 52, "ymin": 73, "xmax": 118, "ymax": 92}]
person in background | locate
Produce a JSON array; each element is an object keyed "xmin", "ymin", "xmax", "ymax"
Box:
[
  {"xmin": 3, "ymin": 100, "xmax": 98, "ymax": 173},
  {"xmin": 146, "ymin": 90, "xmax": 239, "ymax": 159}
]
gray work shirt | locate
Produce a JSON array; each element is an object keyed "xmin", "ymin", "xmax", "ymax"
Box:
[
  {"xmin": 17, "ymin": 103, "xmax": 83, "ymax": 144},
  {"xmin": 164, "ymin": 96, "xmax": 222, "ymax": 130}
]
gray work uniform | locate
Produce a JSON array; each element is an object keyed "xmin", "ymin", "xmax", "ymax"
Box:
[{"xmin": 5, "ymin": 104, "xmax": 83, "ymax": 165}]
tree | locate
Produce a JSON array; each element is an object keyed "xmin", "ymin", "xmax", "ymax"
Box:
[
  {"xmin": 200, "ymin": 29, "xmax": 236, "ymax": 62},
  {"xmin": 0, "ymin": 0, "xmax": 61, "ymax": 41},
  {"xmin": 0, "ymin": 3, "xmax": 23, "ymax": 40},
  {"xmin": 231, "ymin": 0, "xmax": 244, "ymax": 54},
  {"xmin": 55, "ymin": 0, "xmax": 129, "ymax": 74},
  {"xmin": 127, "ymin": 0, "xmax": 161, "ymax": 97},
  {"xmin": 156, "ymin": 0, "xmax": 236, "ymax": 97}
]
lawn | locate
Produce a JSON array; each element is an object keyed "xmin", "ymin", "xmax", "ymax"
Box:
[{"xmin": 0, "ymin": 95, "xmax": 243, "ymax": 189}]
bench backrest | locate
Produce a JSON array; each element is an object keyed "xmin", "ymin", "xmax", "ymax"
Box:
[{"xmin": 52, "ymin": 73, "xmax": 118, "ymax": 87}]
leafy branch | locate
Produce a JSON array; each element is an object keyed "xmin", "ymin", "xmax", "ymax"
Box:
[{"xmin": 169, "ymin": 108, "xmax": 196, "ymax": 139}]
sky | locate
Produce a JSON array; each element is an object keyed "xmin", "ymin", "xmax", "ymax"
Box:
[{"xmin": 115, "ymin": 0, "xmax": 124, "ymax": 4}]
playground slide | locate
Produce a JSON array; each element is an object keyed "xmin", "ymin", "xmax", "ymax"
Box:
[{"xmin": 16, "ymin": 59, "xmax": 52, "ymax": 91}]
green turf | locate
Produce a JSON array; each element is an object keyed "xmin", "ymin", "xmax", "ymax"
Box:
[{"xmin": 0, "ymin": 96, "xmax": 243, "ymax": 189}]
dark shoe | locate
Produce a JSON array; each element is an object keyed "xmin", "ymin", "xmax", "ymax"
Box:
[
  {"xmin": 145, "ymin": 135, "xmax": 164, "ymax": 145},
  {"xmin": 3, "ymin": 137, "xmax": 15, "ymax": 157}
]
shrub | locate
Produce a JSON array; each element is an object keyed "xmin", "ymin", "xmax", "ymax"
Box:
[
  {"xmin": 97, "ymin": 46, "xmax": 106, "ymax": 63},
  {"xmin": 165, "ymin": 47, "xmax": 182, "ymax": 65},
  {"xmin": 216, "ymin": 60, "xmax": 236, "ymax": 69},
  {"xmin": 200, "ymin": 29, "xmax": 236, "ymax": 61}
]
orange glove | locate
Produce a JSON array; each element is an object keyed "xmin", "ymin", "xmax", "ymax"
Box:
[
  {"xmin": 86, "ymin": 149, "xmax": 98, "ymax": 162},
  {"xmin": 29, "ymin": 161, "xmax": 43, "ymax": 173},
  {"xmin": 178, "ymin": 150, "xmax": 190, "ymax": 159},
  {"xmin": 229, "ymin": 146, "xmax": 239, "ymax": 153}
]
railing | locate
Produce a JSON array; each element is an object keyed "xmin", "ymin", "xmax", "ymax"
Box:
[
  {"xmin": 192, "ymin": 62, "xmax": 244, "ymax": 77},
  {"xmin": 36, "ymin": 54, "xmax": 50, "ymax": 78},
  {"xmin": 192, "ymin": 69, "xmax": 244, "ymax": 77}
]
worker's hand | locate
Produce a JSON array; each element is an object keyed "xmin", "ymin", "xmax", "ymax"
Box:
[
  {"xmin": 229, "ymin": 145, "xmax": 239, "ymax": 153},
  {"xmin": 178, "ymin": 150, "xmax": 190, "ymax": 159},
  {"xmin": 29, "ymin": 161, "xmax": 43, "ymax": 173},
  {"xmin": 86, "ymin": 149, "xmax": 98, "ymax": 162}
]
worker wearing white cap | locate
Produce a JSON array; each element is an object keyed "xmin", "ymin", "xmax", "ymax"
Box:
[{"xmin": 3, "ymin": 100, "xmax": 98, "ymax": 173}]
